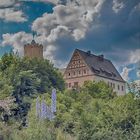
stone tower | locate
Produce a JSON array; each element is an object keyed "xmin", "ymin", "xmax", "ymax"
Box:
[{"xmin": 24, "ymin": 40, "xmax": 43, "ymax": 59}]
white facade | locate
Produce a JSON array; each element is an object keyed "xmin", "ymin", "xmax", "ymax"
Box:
[{"xmin": 94, "ymin": 75, "xmax": 126, "ymax": 95}]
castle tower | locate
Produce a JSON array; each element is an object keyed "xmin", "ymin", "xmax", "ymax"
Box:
[{"xmin": 24, "ymin": 40, "xmax": 43, "ymax": 59}]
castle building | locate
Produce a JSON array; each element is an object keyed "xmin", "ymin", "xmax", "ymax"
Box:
[
  {"xmin": 24, "ymin": 40, "xmax": 43, "ymax": 59},
  {"xmin": 63, "ymin": 49, "xmax": 126, "ymax": 95}
]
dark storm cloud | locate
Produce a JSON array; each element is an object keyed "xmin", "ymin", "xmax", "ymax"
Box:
[{"xmin": 53, "ymin": 0, "xmax": 140, "ymax": 67}]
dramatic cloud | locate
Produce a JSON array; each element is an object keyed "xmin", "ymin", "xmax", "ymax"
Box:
[
  {"xmin": 0, "ymin": 0, "xmax": 59, "ymax": 8},
  {"xmin": 121, "ymin": 67, "xmax": 133, "ymax": 81},
  {"xmin": 32, "ymin": 0, "xmax": 104, "ymax": 42},
  {"xmin": 0, "ymin": 0, "xmax": 16, "ymax": 8},
  {"xmin": 0, "ymin": 0, "xmax": 139, "ymax": 72},
  {"xmin": 2, "ymin": 32, "xmax": 32, "ymax": 56},
  {"xmin": 30, "ymin": 0, "xmax": 59, "ymax": 5},
  {"xmin": 0, "ymin": 8, "xmax": 27, "ymax": 22},
  {"xmin": 129, "ymin": 49, "xmax": 140, "ymax": 64},
  {"xmin": 137, "ymin": 71, "xmax": 140, "ymax": 78},
  {"xmin": 112, "ymin": 0, "xmax": 124, "ymax": 13},
  {"xmin": 137, "ymin": 61, "xmax": 140, "ymax": 78},
  {"xmin": 0, "ymin": 0, "xmax": 27, "ymax": 23},
  {"xmin": 1, "ymin": 32, "xmax": 59, "ymax": 66}
]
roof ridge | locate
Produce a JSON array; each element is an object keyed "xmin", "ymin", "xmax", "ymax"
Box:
[
  {"xmin": 75, "ymin": 48, "xmax": 125, "ymax": 83},
  {"xmin": 76, "ymin": 48, "xmax": 110, "ymax": 62}
]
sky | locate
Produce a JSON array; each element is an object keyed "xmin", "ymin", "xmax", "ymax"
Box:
[{"xmin": 0, "ymin": 0, "xmax": 140, "ymax": 82}]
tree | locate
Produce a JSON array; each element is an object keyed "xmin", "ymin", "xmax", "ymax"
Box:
[
  {"xmin": 81, "ymin": 81, "xmax": 116, "ymax": 99},
  {"xmin": 0, "ymin": 73, "xmax": 13, "ymax": 100},
  {"xmin": 11, "ymin": 70, "xmax": 40, "ymax": 126},
  {"xmin": 0, "ymin": 53, "xmax": 65, "ymax": 126}
]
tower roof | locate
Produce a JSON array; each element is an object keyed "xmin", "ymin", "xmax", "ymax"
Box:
[{"xmin": 31, "ymin": 39, "xmax": 36, "ymax": 45}]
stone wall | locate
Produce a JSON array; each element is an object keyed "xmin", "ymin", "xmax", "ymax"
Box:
[{"xmin": 24, "ymin": 43, "xmax": 43, "ymax": 59}]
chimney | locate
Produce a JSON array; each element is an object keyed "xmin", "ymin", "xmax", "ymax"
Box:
[{"xmin": 98, "ymin": 54, "xmax": 104, "ymax": 61}]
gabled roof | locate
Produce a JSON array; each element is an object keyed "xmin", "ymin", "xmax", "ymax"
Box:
[{"xmin": 76, "ymin": 49, "xmax": 125, "ymax": 83}]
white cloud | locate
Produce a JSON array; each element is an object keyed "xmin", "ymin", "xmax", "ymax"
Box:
[
  {"xmin": 0, "ymin": 0, "xmax": 59, "ymax": 7},
  {"xmin": 0, "ymin": 8, "xmax": 27, "ymax": 22},
  {"xmin": 32, "ymin": 0, "xmax": 104, "ymax": 42},
  {"xmin": 2, "ymin": 32, "xmax": 32, "ymax": 56},
  {"xmin": 47, "ymin": 25, "xmax": 70, "ymax": 42},
  {"xmin": 0, "ymin": 0, "xmax": 26, "ymax": 23},
  {"xmin": 137, "ymin": 61, "xmax": 140, "ymax": 78},
  {"xmin": 0, "ymin": 0, "xmax": 16, "ymax": 8},
  {"xmin": 1, "ymin": 31, "xmax": 68, "ymax": 67},
  {"xmin": 31, "ymin": 0, "xmax": 105, "ymax": 66},
  {"xmin": 43, "ymin": 44, "xmax": 57, "ymax": 61},
  {"xmin": 121, "ymin": 67, "xmax": 133, "ymax": 81},
  {"xmin": 137, "ymin": 71, "xmax": 140, "ymax": 78},
  {"xmin": 129, "ymin": 49, "xmax": 140, "ymax": 64},
  {"xmin": 112, "ymin": 0, "xmax": 124, "ymax": 13},
  {"xmin": 30, "ymin": 0, "xmax": 59, "ymax": 5},
  {"xmin": 1, "ymin": 32, "xmax": 60, "ymax": 66}
]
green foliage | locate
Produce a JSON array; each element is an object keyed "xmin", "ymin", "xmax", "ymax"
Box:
[
  {"xmin": 127, "ymin": 81, "xmax": 140, "ymax": 98},
  {"xmin": 0, "ymin": 73, "xmax": 13, "ymax": 99},
  {"xmin": 0, "ymin": 53, "xmax": 65, "ymax": 126},
  {"xmin": 81, "ymin": 81, "xmax": 116, "ymax": 99},
  {"xmin": 0, "ymin": 53, "xmax": 140, "ymax": 140},
  {"xmin": 6, "ymin": 88, "xmax": 139, "ymax": 140}
]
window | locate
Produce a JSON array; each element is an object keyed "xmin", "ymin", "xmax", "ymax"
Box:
[
  {"xmin": 122, "ymin": 86, "xmax": 123, "ymax": 91},
  {"xmin": 74, "ymin": 82, "xmax": 78, "ymax": 88},
  {"xmin": 65, "ymin": 83, "xmax": 68, "ymax": 88},
  {"xmin": 118, "ymin": 85, "xmax": 120, "ymax": 90},
  {"xmin": 68, "ymin": 73, "xmax": 71, "ymax": 76},
  {"xmin": 79, "ymin": 70, "xmax": 81, "ymax": 74},
  {"xmin": 108, "ymin": 82, "xmax": 110, "ymax": 86},
  {"xmin": 113, "ymin": 83, "xmax": 115, "ymax": 89},
  {"xmin": 69, "ymin": 83, "xmax": 71, "ymax": 88},
  {"xmin": 73, "ymin": 71, "xmax": 76, "ymax": 75},
  {"xmin": 84, "ymin": 69, "xmax": 86, "ymax": 74}
]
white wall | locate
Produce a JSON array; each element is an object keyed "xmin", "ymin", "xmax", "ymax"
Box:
[{"xmin": 94, "ymin": 75, "xmax": 126, "ymax": 95}]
